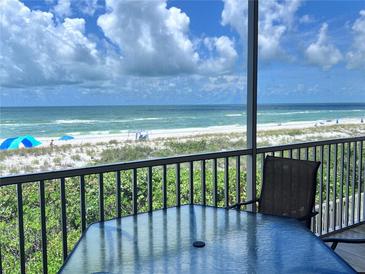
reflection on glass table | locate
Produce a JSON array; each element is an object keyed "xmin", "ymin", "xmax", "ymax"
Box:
[{"xmin": 59, "ymin": 205, "xmax": 355, "ymax": 274}]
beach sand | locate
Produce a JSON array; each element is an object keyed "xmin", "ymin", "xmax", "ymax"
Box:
[
  {"xmin": 35, "ymin": 118, "xmax": 363, "ymax": 147},
  {"xmin": 1, "ymin": 119, "xmax": 364, "ymax": 176}
]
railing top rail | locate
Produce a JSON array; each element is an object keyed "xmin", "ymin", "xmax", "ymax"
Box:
[
  {"xmin": 1, "ymin": 135, "xmax": 364, "ymax": 186},
  {"xmin": 257, "ymin": 136, "xmax": 365, "ymax": 154}
]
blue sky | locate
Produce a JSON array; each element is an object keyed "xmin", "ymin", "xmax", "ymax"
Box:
[{"xmin": 0, "ymin": 0, "xmax": 364, "ymax": 106}]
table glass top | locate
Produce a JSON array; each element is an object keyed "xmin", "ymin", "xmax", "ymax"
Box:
[{"xmin": 60, "ymin": 205, "xmax": 355, "ymax": 274}]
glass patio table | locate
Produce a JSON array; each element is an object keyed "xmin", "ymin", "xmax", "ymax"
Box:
[{"xmin": 59, "ymin": 205, "xmax": 355, "ymax": 274}]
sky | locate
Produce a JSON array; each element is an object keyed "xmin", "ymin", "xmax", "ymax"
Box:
[{"xmin": 0, "ymin": 0, "xmax": 364, "ymax": 106}]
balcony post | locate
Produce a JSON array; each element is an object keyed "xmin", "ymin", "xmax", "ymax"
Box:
[{"xmin": 246, "ymin": 0, "xmax": 258, "ymax": 212}]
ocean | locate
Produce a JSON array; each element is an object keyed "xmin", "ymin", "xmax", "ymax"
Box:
[{"xmin": 0, "ymin": 104, "xmax": 364, "ymax": 138}]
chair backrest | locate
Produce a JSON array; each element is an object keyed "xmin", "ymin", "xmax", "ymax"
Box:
[{"xmin": 259, "ymin": 156, "xmax": 320, "ymax": 227}]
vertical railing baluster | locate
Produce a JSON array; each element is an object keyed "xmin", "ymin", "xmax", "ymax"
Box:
[
  {"xmin": 176, "ymin": 163, "xmax": 181, "ymax": 207},
  {"xmin": 60, "ymin": 178, "xmax": 68, "ymax": 261},
  {"xmin": 289, "ymin": 149, "xmax": 293, "ymax": 159},
  {"xmin": 352, "ymin": 142, "xmax": 357, "ymax": 224},
  {"xmin": 362, "ymin": 141, "xmax": 365, "ymax": 221},
  {"xmin": 0, "ymin": 241, "xmax": 2, "ymax": 274},
  {"xmin": 148, "ymin": 167, "xmax": 153, "ymax": 212},
  {"xmin": 313, "ymin": 146, "xmax": 317, "ymax": 161},
  {"xmin": 279, "ymin": 150, "xmax": 283, "ymax": 158},
  {"xmin": 39, "ymin": 180, "xmax": 48, "ymax": 274},
  {"xmin": 339, "ymin": 143, "xmax": 344, "ymax": 229},
  {"xmin": 358, "ymin": 141, "xmax": 363, "ymax": 222},
  {"xmin": 116, "ymin": 171, "xmax": 121, "ymax": 218},
  {"xmin": 132, "ymin": 169, "xmax": 137, "ymax": 214},
  {"xmin": 17, "ymin": 183, "xmax": 26, "ymax": 274},
  {"xmin": 311, "ymin": 146, "xmax": 316, "ymax": 233},
  {"xmin": 261, "ymin": 154, "xmax": 264, "ymax": 182},
  {"xmin": 212, "ymin": 159, "xmax": 218, "ymax": 207},
  {"xmin": 99, "ymin": 173, "xmax": 104, "ymax": 222},
  {"xmin": 162, "ymin": 165, "xmax": 167, "ymax": 209},
  {"xmin": 319, "ymin": 146, "xmax": 324, "ymax": 235},
  {"xmin": 332, "ymin": 144, "xmax": 337, "ymax": 231},
  {"xmin": 236, "ymin": 156, "xmax": 241, "ymax": 206},
  {"xmin": 345, "ymin": 143, "xmax": 350, "ymax": 226},
  {"xmin": 326, "ymin": 145, "xmax": 331, "ymax": 233},
  {"xmin": 224, "ymin": 157, "xmax": 229, "ymax": 207},
  {"xmin": 201, "ymin": 160, "xmax": 206, "ymax": 205},
  {"xmin": 80, "ymin": 175, "xmax": 86, "ymax": 232},
  {"xmin": 305, "ymin": 147, "xmax": 309, "ymax": 160},
  {"xmin": 189, "ymin": 162, "xmax": 194, "ymax": 205}
]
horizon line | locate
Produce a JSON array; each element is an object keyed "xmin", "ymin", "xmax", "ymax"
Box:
[{"xmin": 1, "ymin": 102, "xmax": 365, "ymax": 108}]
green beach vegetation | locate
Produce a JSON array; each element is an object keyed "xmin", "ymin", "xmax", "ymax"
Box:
[{"xmin": 0, "ymin": 124, "xmax": 364, "ymax": 273}]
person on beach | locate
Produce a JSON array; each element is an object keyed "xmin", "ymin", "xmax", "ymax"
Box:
[{"xmin": 50, "ymin": 139, "xmax": 54, "ymax": 148}]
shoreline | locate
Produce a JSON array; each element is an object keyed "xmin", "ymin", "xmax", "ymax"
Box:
[
  {"xmin": 25, "ymin": 117, "xmax": 365, "ymax": 148},
  {"xmin": 1, "ymin": 121, "xmax": 364, "ymax": 176}
]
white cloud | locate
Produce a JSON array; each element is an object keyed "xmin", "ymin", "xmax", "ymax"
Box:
[
  {"xmin": 97, "ymin": 0, "xmax": 198, "ymax": 76},
  {"xmin": 346, "ymin": 10, "xmax": 365, "ymax": 69},
  {"xmin": 299, "ymin": 14, "xmax": 314, "ymax": 24},
  {"xmin": 53, "ymin": 0, "xmax": 100, "ymax": 17},
  {"xmin": 0, "ymin": 0, "xmax": 107, "ymax": 87},
  {"xmin": 221, "ymin": 0, "xmax": 248, "ymax": 38},
  {"xmin": 201, "ymin": 74, "xmax": 245, "ymax": 93},
  {"xmin": 53, "ymin": 0, "xmax": 71, "ymax": 18},
  {"xmin": 1, "ymin": 0, "xmax": 238, "ymax": 89},
  {"xmin": 221, "ymin": 0, "xmax": 302, "ymax": 60},
  {"xmin": 97, "ymin": 0, "xmax": 237, "ymax": 76},
  {"xmin": 76, "ymin": 0, "xmax": 99, "ymax": 16},
  {"xmin": 305, "ymin": 23, "xmax": 342, "ymax": 70},
  {"xmin": 259, "ymin": 0, "xmax": 302, "ymax": 59},
  {"xmin": 200, "ymin": 36, "xmax": 238, "ymax": 74}
]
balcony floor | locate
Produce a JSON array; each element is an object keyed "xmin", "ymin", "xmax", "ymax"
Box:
[{"xmin": 323, "ymin": 223, "xmax": 365, "ymax": 272}]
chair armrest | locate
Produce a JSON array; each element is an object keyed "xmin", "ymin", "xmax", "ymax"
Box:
[
  {"xmin": 323, "ymin": 238, "xmax": 365, "ymax": 250},
  {"xmin": 227, "ymin": 199, "xmax": 260, "ymax": 210}
]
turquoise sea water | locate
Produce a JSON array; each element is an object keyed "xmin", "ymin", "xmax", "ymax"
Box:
[{"xmin": 0, "ymin": 104, "xmax": 364, "ymax": 138}]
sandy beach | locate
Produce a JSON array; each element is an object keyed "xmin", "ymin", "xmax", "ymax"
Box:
[
  {"xmin": 1, "ymin": 118, "xmax": 365, "ymax": 177},
  {"xmin": 32, "ymin": 118, "xmax": 364, "ymax": 148}
]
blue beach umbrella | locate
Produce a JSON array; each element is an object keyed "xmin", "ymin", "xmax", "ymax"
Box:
[
  {"xmin": 0, "ymin": 135, "xmax": 42, "ymax": 150},
  {"xmin": 59, "ymin": 135, "xmax": 75, "ymax": 141}
]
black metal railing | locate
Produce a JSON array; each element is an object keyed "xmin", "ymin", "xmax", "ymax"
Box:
[
  {"xmin": 0, "ymin": 136, "xmax": 364, "ymax": 274},
  {"xmin": 257, "ymin": 137, "xmax": 365, "ymax": 236}
]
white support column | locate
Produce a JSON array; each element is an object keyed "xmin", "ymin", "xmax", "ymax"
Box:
[{"xmin": 246, "ymin": 0, "xmax": 258, "ymax": 212}]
